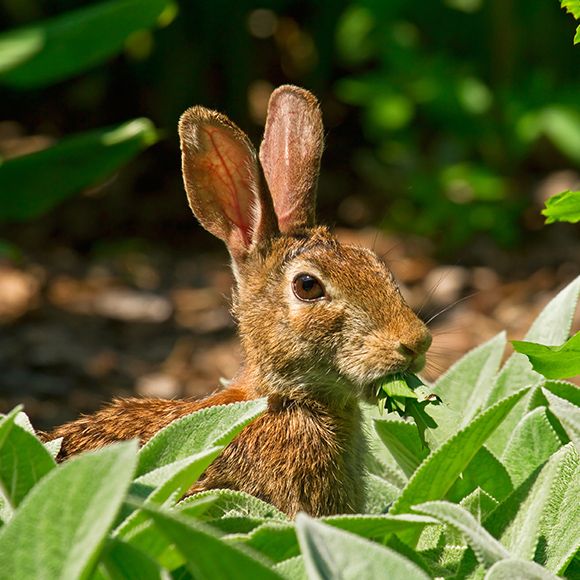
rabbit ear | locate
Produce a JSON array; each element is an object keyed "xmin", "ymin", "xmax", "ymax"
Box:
[
  {"xmin": 179, "ymin": 106, "xmax": 278, "ymax": 261},
  {"xmin": 259, "ymin": 85, "xmax": 324, "ymax": 234}
]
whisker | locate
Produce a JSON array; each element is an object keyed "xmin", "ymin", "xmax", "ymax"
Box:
[{"xmin": 425, "ymin": 291, "xmax": 480, "ymax": 325}]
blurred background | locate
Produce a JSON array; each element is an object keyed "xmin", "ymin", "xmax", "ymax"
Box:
[{"xmin": 0, "ymin": 0, "xmax": 579, "ymax": 430}]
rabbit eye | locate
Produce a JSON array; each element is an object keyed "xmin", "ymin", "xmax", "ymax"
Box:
[{"xmin": 292, "ymin": 273, "xmax": 325, "ymax": 301}]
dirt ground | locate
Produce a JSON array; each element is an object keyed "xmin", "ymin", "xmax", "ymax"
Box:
[{"xmin": 1, "ymin": 222, "xmax": 578, "ymax": 432}]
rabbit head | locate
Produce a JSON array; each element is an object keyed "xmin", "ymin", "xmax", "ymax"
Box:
[{"xmin": 179, "ymin": 85, "xmax": 431, "ymax": 407}]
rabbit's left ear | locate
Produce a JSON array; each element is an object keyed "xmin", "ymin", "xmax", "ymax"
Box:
[{"xmin": 259, "ymin": 85, "xmax": 324, "ymax": 234}]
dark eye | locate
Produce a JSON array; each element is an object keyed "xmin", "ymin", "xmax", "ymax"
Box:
[{"xmin": 292, "ymin": 273, "xmax": 326, "ymax": 301}]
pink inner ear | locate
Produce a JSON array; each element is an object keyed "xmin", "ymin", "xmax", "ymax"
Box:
[{"xmin": 197, "ymin": 126, "xmax": 255, "ymax": 247}]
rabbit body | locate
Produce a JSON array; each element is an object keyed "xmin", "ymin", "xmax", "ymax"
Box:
[{"xmin": 45, "ymin": 86, "xmax": 430, "ymax": 517}]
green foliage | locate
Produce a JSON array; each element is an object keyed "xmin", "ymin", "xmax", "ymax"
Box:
[
  {"xmin": 0, "ymin": 0, "xmax": 176, "ymax": 88},
  {"xmin": 0, "ymin": 0, "xmax": 164, "ymax": 224},
  {"xmin": 561, "ymin": 0, "xmax": 580, "ymax": 43},
  {"xmin": 542, "ymin": 190, "xmax": 580, "ymax": 223},
  {"xmin": 336, "ymin": 2, "xmax": 580, "ymax": 249},
  {"xmin": 512, "ymin": 331, "xmax": 580, "ymax": 379},
  {"xmin": 0, "ymin": 277, "xmax": 578, "ymax": 578},
  {"xmin": 0, "ymin": 119, "xmax": 158, "ymax": 222}
]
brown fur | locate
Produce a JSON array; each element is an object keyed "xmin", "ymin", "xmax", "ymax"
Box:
[{"xmin": 44, "ymin": 86, "xmax": 430, "ymax": 517}]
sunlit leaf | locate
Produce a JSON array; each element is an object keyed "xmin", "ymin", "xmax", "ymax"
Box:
[
  {"xmin": 0, "ymin": 441, "xmax": 137, "ymax": 579},
  {"xmin": 0, "ymin": 0, "xmax": 177, "ymax": 88},
  {"xmin": 296, "ymin": 514, "xmax": 430, "ymax": 580},
  {"xmin": 0, "ymin": 119, "xmax": 158, "ymax": 222},
  {"xmin": 542, "ymin": 190, "xmax": 580, "ymax": 224},
  {"xmin": 511, "ymin": 331, "xmax": 580, "ymax": 379}
]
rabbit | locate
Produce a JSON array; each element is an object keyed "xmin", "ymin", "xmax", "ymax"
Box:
[{"xmin": 44, "ymin": 85, "xmax": 431, "ymax": 517}]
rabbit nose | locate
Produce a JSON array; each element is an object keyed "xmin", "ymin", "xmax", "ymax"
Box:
[{"xmin": 397, "ymin": 332, "xmax": 432, "ymax": 358}]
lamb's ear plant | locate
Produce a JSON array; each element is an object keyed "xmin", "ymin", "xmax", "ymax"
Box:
[{"xmin": 0, "ymin": 276, "xmax": 578, "ymax": 578}]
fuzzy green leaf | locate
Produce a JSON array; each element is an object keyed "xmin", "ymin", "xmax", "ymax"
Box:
[
  {"xmin": 363, "ymin": 473, "xmax": 400, "ymax": 514},
  {"xmin": 485, "ymin": 276, "xmax": 579, "ymax": 454},
  {"xmin": 0, "ymin": 119, "xmax": 158, "ymax": 222},
  {"xmin": 142, "ymin": 504, "xmax": 281, "ymax": 580},
  {"xmin": 484, "ymin": 559, "xmax": 558, "ymax": 579},
  {"xmin": 501, "ymin": 407, "xmax": 563, "ymax": 487},
  {"xmin": 460, "ymin": 488, "xmax": 499, "ymax": 522},
  {"xmin": 486, "ymin": 444, "xmax": 578, "ymax": 567},
  {"xmin": 274, "ymin": 556, "xmax": 307, "ymax": 580},
  {"xmin": 373, "ymin": 416, "xmax": 428, "ymax": 477},
  {"xmin": 117, "ymin": 447, "xmax": 223, "ymax": 539},
  {"xmin": 542, "ymin": 389, "xmax": 580, "ymax": 450},
  {"xmin": 296, "ymin": 514, "xmax": 430, "ymax": 580},
  {"xmin": 231, "ymin": 523, "xmax": 298, "ymax": 563},
  {"xmin": 447, "ymin": 446, "xmax": 513, "ymax": 503},
  {"xmin": 414, "ymin": 501, "xmax": 510, "ymax": 568},
  {"xmin": 137, "ymin": 399, "xmax": 267, "ymax": 476},
  {"xmin": 433, "ymin": 332, "xmax": 506, "ymax": 431},
  {"xmin": 0, "ymin": 441, "xmax": 138, "ymax": 579},
  {"xmin": 186, "ymin": 489, "xmax": 287, "ymax": 522},
  {"xmin": 487, "ymin": 276, "xmax": 579, "ymax": 406},
  {"xmin": 118, "ymin": 495, "xmax": 215, "ymax": 570},
  {"xmin": 0, "ymin": 0, "xmax": 176, "ymax": 88},
  {"xmin": 511, "ymin": 331, "xmax": 580, "ymax": 379},
  {"xmin": 101, "ymin": 537, "xmax": 167, "ymax": 579},
  {"xmin": 390, "ymin": 388, "xmax": 529, "ymax": 515},
  {"xmin": 0, "ymin": 424, "xmax": 55, "ymax": 508}
]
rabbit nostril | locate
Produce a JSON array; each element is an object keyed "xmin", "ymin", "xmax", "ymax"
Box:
[{"xmin": 398, "ymin": 344, "xmax": 417, "ymax": 358}]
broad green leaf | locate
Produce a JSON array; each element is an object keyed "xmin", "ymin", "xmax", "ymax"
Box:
[
  {"xmin": 119, "ymin": 495, "xmax": 215, "ymax": 570},
  {"xmin": 542, "ymin": 190, "xmax": 580, "ymax": 223},
  {"xmin": 537, "ymin": 444, "xmax": 580, "ymax": 573},
  {"xmin": 363, "ymin": 473, "xmax": 400, "ymax": 514},
  {"xmin": 542, "ymin": 388, "xmax": 580, "ymax": 450},
  {"xmin": 135, "ymin": 447, "xmax": 223, "ymax": 504},
  {"xmin": 446, "ymin": 446, "xmax": 513, "ymax": 503},
  {"xmin": 101, "ymin": 537, "xmax": 167, "ymax": 579},
  {"xmin": 543, "ymin": 380, "xmax": 580, "ymax": 406},
  {"xmin": 323, "ymin": 513, "xmax": 436, "ymax": 539},
  {"xmin": 142, "ymin": 504, "xmax": 281, "ymax": 579},
  {"xmin": 0, "ymin": 406, "xmax": 22, "ymax": 450},
  {"xmin": 362, "ymin": 404, "xmax": 409, "ymax": 485},
  {"xmin": 14, "ymin": 411, "xmax": 35, "ymax": 433},
  {"xmin": 187, "ymin": 489, "xmax": 287, "ymax": 522},
  {"xmin": 274, "ymin": 556, "xmax": 307, "ymax": 580},
  {"xmin": 43, "ymin": 437, "xmax": 63, "ymax": 459},
  {"xmin": 137, "ymin": 399, "xmax": 267, "ymax": 476},
  {"xmin": 414, "ymin": 501, "xmax": 509, "ymax": 568},
  {"xmin": 511, "ymin": 331, "xmax": 580, "ymax": 379},
  {"xmin": 485, "ymin": 277, "xmax": 579, "ymax": 452},
  {"xmin": 460, "ymin": 488, "xmax": 499, "ymax": 522},
  {"xmin": 488, "ymin": 277, "xmax": 580, "ymax": 404},
  {"xmin": 501, "ymin": 407, "xmax": 563, "ymax": 487},
  {"xmin": 562, "ymin": 0, "xmax": 580, "ymax": 20},
  {"xmin": 296, "ymin": 514, "xmax": 430, "ymax": 580},
  {"xmin": 433, "ymin": 332, "xmax": 506, "ymax": 430},
  {"xmin": 231, "ymin": 522, "xmax": 298, "ymax": 563},
  {"xmin": 0, "ymin": 441, "xmax": 138, "ymax": 579},
  {"xmin": 233, "ymin": 514, "xmax": 434, "ymax": 564},
  {"xmin": 0, "ymin": 0, "xmax": 176, "ymax": 87},
  {"xmin": 486, "ymin": 444, "xmax": 578, "ymax": 565},
  {"xmin": 116, "ymin": 447, "xmax": 223, "ymax": 539},
  {"xmin": 0, "ymin": 424, "xmax": 55, "ymax": 508},
  {"xmin": 390, "ymin": 388, "xmax": 529, "ymax": 516},
  {"xmin": 373, "ymin": 416, "xmax": 428, "ymax": 477},
  {"xmin": 0, "ymin": 119, "xmax": 158, "ymax": 222},
  {"xmin": 484, "ymin": 559, "xmax": 558, "ymax": 579}
]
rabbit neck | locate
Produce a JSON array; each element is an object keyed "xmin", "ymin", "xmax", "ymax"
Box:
[{"xmin": 234, "ymin": 362, "xmax": 360, "ymax": 413}]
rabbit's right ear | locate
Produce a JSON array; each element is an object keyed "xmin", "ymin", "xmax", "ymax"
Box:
[{"xmin": 179, "ymin": 107, "xmax": 278, "ymax": 262}]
